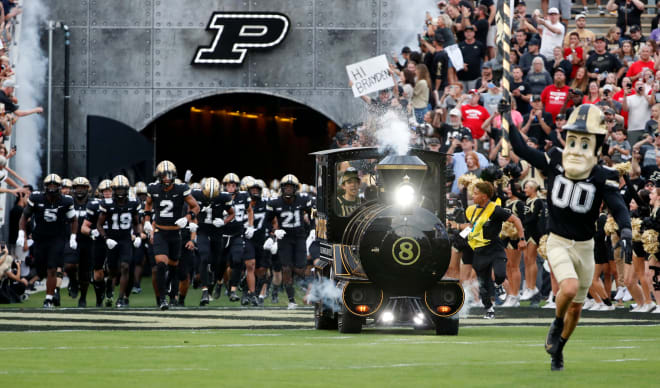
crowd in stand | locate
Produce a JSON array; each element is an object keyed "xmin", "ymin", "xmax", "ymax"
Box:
[{"xmin": 334, "ymin": 0, "xmax": 660, "ymax": 312}]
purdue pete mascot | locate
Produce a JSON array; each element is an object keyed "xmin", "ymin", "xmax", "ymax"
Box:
[{"xmin": 509, "ymin": 104, "xmax": 632, "ymax": 371}]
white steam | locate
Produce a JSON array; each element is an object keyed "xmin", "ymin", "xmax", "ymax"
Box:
[
  {"xmin": 374, "ymin": 111, "xmax": 410, "ymax": 156},
  {"xmin": 306, "ymin": 277, "xmax": 342, "ymax": 312},
  {"xmin": 387, "ymin": 0, "xmax": 440, "ymax": 54},
  {"xmin": 14, "ymin": 0, "xmax": 48, "ymax": 186}
]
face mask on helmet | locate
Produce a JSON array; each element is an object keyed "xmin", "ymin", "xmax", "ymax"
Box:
[
  {"xmin": 114, "ymin": 187, "xmax": 128, "ymax": 199},
  {"xmin": 74, "ymin": 186, "xmax": 88, "ymax": 199},
  {"xmin": 282, "ymin": 184, "xmax": 296, "ymax": 198},
  {"xmin": 249, "ymin": 187, "xmax": 262, "ymax": 200},
  {"xmin": 159, "ymin": 171, "xmax": 174, "ymax": 186},
  {"xmin": 46, "ymin": 183, "xmax": 60, "ymax": 196}
]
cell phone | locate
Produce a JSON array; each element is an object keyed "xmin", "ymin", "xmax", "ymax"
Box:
[{"xmin": 11, "ymin": 145, "xmax": 16, "ymax": 151}]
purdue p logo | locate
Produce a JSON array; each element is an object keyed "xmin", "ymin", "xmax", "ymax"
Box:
[{"xmin": 193, "ymin": 12, "xmax": 290, "ymax": 65}]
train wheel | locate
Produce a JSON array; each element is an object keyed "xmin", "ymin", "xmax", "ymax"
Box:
[
  {"xmin": 315, "ymin": 303, "xmax": 338, "ymax": 330},
  {"xmin": 433, "ymin": 316, "xmax": 459, "ymax": 335},
  {"xmin": 338, "ymin": 305, "xmax": 362, "ymax": 333}
]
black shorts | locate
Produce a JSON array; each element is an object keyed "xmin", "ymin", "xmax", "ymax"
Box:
[
  {"xmin": 525, "ymin": 232, "xmax": 542, "ymax": 246},
  {"xmin": 633, "ymin": 241, "xmax": 647, "ymax": 261},
  {"xmin": 179, "ymin": 242, "xmax": 196, "ymax": 277},
  {"xmin": 247, "ymin": 239, "xmax": 271, "ymax": 269},
  {"xmin": 62, "ymin": 244, "xmax": 79, "ymax": 265},
  {"xmin": 33, "ymin": 236, "xmax": 66, "ymax": 278},
  {"xmin": 222, "ymin": 236, "xmax": 246, "ymax": 266},
  {"xmin": 92, "ymin": 239, "xmax": 107, "ymax": 270},
  {"xmin": 106, "ymin": 239, "xmax": 134, "ymax": 270},
  {"xmin": 153, "ymin": 229, "xmax": 182, "ymax": 261},
  {"xmin": 594, "ymin": 244, "xmax": 610, "ymax": 265},
  {"xmin": 461, "ymin": 247, "xmax": 474, "ymax": 266},
  {"xmin": 277, "ymin": 237, "xmax": 307, "ymax": 269},
  {"xmin": 78, "ymin": 238, "xmax": 93, "ymax": 270},
  {"xmin": 197, "ymin": 233, "xmax": 213, "ymax": 263},
  {"xmin": 502, "ymin": 237, "xmax": 520, "ymax": 250}
]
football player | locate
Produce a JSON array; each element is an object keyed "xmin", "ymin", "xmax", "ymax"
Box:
[
  {"xmin": 244, "ymin": 177, "xmax": 270, "ymax": 306},
  {"xmin": 131, "ymin": 181, "xmax": 150, "ymax": 295},
  {"xmin": 81, "ymin": 179, "xmax": 112, "ymax": 307},
  {"xmin": 192, "ymin": 177, "xmax": 234, "ymax": 306},
  {"xmin": 221, "ymin": 173, "xmax": 254, "ymax": 303},
  {"xmin": 509, "ymin": 104, "xmax": 632, "ymax": 371},
  {"xmin": 64, "ymin": 177, "xmax": 93, "ymax": 307},
  {"xmin": 16, "ymin": 174, "xmax": 78, "ymax": 308},
  {"xmin": 142, "ymin": 161, "xmax": 200, "ymax": 310},
  {"xmin": 267, "ymin": 174, "xmax": 312, "ymax": 309},
  {"xmin": 96, "ymin": 175, "xmax": 142, "ymax": 308}
]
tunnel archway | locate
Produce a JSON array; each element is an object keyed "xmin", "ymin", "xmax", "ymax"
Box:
[{"xmin": 141, "ymin": 93, "xmax": 339, "ymax": 185}]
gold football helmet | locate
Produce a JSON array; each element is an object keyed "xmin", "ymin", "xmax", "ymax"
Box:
[
  {"xmin": 155, "ymin": 160, "xmax": 177, "ymax": 186},
  {"xmin": 240, "ymin": 175, "xmax": 254, "ymax": 191},
  {"xmin": 43, "ymin": 174, "xmax": 62, "ymax": 195},
  {"xmin": 111, "ymin": 175, "xmax": 130, "ymax": 199},
  {"xmin": 61, "ymin": 178, "xmax": 73, "ymax": 189},
  {"xmin": 203, "ymin": 177, "xmax": 221, "ymax": 199},
  {"xmin": 280, "ymin": 174, "xmax": 299, "ymax": 199},
  {"xmin": 72, "ymin": 177, "xmax": 91, "ymax": 199},
  {"xmin": 134, "ymin": 181, "xmax": 148, "ymax": 195}
]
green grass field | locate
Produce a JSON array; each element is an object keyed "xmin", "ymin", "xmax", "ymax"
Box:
[{"xmin": 1, "ymin": 326, "xmax": 658, "ymax": 387}]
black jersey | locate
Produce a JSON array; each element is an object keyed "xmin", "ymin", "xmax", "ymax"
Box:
[
  {"xmin": 85, "ymin": 199, "xmax": 109, "ymax": 231},
  {"xmin": 24, "ymin": 192, "xmax": 76, "ymax": 239},
  {"xmin": 505, "ymin": 198, "xmax": 525, "ymax": 218},
  {"xmin": 523, "ymin": 197, "xmax": 545, "ymax": 235},
  {"xmin": 336, "ymin": 195, "xmax": 360, "ymax": 217},
  {"xmin": 510, "ymin": 131, "xmax": 631, "ymax": 241},
  {"xmin": 73, "ymin": 198, "xmax": 91, "ymax": 235},
  {"xmin": 191, "ymin": 189, "xmax": 233, "ymax": 235},
  {"xmin": 267, "ymin": 193, "xmax": 313, "ymax": 238},
  {"xmin": 249, "ymin": 197, "xmax": 270, "ymax": 241},
  {"xmin": 148, "ymin": 182, "xmax": 191, "ymax": 227},
  {"xmin": 223, "ymin": 191, "xmax": 250, "ymax": 237},
  {"xmin": 98, "ymin": 198, "xmax": 140, "ymax": 239}
]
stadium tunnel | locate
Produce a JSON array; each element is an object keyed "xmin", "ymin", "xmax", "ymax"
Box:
[{"xmin": 88, "ymin": 93, "xmax": 339, "ymax": 186}]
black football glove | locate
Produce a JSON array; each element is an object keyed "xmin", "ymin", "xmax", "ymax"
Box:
[{"xmin": 620, "ymin": 228, "xmax": 633, "ymax": 263}]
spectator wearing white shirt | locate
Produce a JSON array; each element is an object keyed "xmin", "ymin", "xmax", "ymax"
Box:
[
  {"xmin": 623, "ymin": 79, "xmax": 657, "ymax": 144},
  {"xmin": 536, "ymin": 8, "xmax": 565, "ymax": 59}
]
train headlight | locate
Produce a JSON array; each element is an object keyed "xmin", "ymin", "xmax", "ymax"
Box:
[{"xmin": 395, "ymin": 183, "xmax": 415, "ymax": 207}]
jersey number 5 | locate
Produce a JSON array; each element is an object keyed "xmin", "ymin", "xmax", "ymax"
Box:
[
  {"xmin": 44, "ymin": 208, "xmax": 58, "ymax": 222},
  {"xmin": 551, "ymin": 176, "xmax": 596, "ymax": 214}
]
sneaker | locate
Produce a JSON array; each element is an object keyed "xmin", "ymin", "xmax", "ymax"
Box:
[
  {"xmin": 287, "ymin": 302, "xmax": 298, "ymax": 310},
  {"xmin": 501, "ymin": 295, "xmax": 520, "ymax": 307},
  {"xmin": 598, "ymin": 304, "xmax": 615, "ymax": 311},
  {"xmin": 257, "ymin": 295, "xmax": 265, "ymax": 307},
  {"xmin": 622, "ymin": 288, "xmax": 633, "ymax": 302},
  {"xmin": 588, "ymin": 302, "xmax": 604, "ymax": 311},
  {"xmin": 551, "ymin": 351, "xmax": 564, "ymax": 371},
  {"xmin": 241, "ymin": 293, "xmax": 249, "ymax": 306},
  {"xmin": 598, "ymin": 6, "xmax": 605, "ymax": 15},
  {"xmin": 131, "ymin": 286, "xmax": 142, "ymax": 294},
  {"xmin": 652, "ymin": 306, "xmax": 660, "ymax": 313},
  {"xmin": 229, "ymin": 291, "xmax": 240, "ymax": 302},
  {"xmin": 520, "ymin": 287, "xmax": 538, "ymax": 301},
  {"xmin": 545, "ymin": 318, "xmax": 564, "ymax": 356},
  {"xmin": 116, "ymin": 298, "xmax": 129, "ymax": 308},
  {"xmin": 250, "ymin": 294, "xmax": 259, "ymax": 307},
  {"xmin": 200, "ymin": 289, "xmax": 210, "ymax": 306},
  {"xmin": 159, "ymin": 298, "xmax": 169, "ymax": 310},
  {"xmin": 614, "ymin": 287, "xmax": 625, "ymax": 301},
  {"xmin": 68, "ymin": 282, "xmax": 79, "ymax": 299},
  {"xmin": 582, "ymin": 298, "xmax": 595, "ymax": 310},
  {"xmin": 43, "ymin": 299, "xmax": 54, "ymax": 309},
  {"xmin": 583, "ymin": 6, "xmax": 589, "ymax": 14},
  {"xmin": 484, "ymin": 307, "xmax": 495, "ymax": 319},
  {"xmin": 77, "ymin": 299, "xmax": 86, "ymax": 308},
  {"xmin": 631, "ymin": 304, "xmax": 641, "ymax": 312},
  {"xmin": 639, "ymin": 303, "xmax": 657, "ymax": 313},
  {"xmin": 271, "ymin": 293, "xmax": 279, "ymax": 304},
  {"xmin": 495, "ymin": 284, "xmax": 506, "ymax": 301},
  {"xmin": 543, "ymin": 301, "xmax": 556, "ymax": 309}
]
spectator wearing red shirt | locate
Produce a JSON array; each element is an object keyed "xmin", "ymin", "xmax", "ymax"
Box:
[
  {"xmin": 564, "ymin": 32, "xmax": 584, "ymax": 80},
  {"xmin": 613, "ymin": 77, "xmax": 635, "ymax": 128},
  {"xmin": 626, "ymin": 44, "xmax": 655, "ymax": 83},
  {"xmin": 460, "ymin": 89, "xmax": 490, "ymax": 139},
  {"xmin": 540, "ymin": 68, "xmax": 570, "ymax": 122}
]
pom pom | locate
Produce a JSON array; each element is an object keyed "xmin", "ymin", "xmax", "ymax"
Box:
[
  {"xmin": 632, "ymin": 218, "xmax": 643, "ymax": 242},
  {"xmin": 612, "ymin": 161, "xmax": 631, "ymax": 177},
  {"xmin": 642, "ymin": 229, "xmax": 659, "ymax": 255},
  {"xmin": 500, "ymin": 221, "xmax": 519, "ymax": 239},
  {"xmin": 604, "ymin": 215, "xmax": 618, "ymax": 236}
]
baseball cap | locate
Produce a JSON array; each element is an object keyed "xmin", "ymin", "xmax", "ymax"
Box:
[
  {"xmin": 527, "ymin": 136, "xmax": 539, "ymax": 145},
  {"xmin": 528, "ymin": 37, "xmax": 541, "ymax": 46},
  {"xmin": 449, "ymin": 108, "xmax": 462, "ymax": 116},
  {"xmin": 341, "ymin": 168, "xmax": 359, "ymax": 184},
  {"xmin": 531, "ymin": 94, "xmax": 542, "ymax": 102},
  {"xmin": 575, "ymin": 13, "xmax": 586, "ymax": 21},
  {"xmin": 554, "ymin": 67, "xmax": 566, "ymax": 75},
  {"xmin": 594, "ymin": 35, "xmax": 607, "ymax": 42},
  {"xmin": 515, "ymin": 0, "xmax": 526, "ymax": 6},
  {"xmin": 548, "ymin": 7, "xmax": 559, "ymax": 14},
  {"xmin": 630, "ymin": 25, "xmax": 641, "ymax": 33},
  {"xmin": 556, "ymin": 113, "xmax": 566, "ymax": 121},
  {"xmin": 427, "ymin": 137, "xmax": 441, "ymax": 145},
  {"xmin": 464, "ymin": 25, "xmax": 476, "ymax": 31},
  {"xmin": 461, "ymin": 133, "xmax": 473, "ymax": 141},
  {"xmin": 603, "ymin": 84, "xmax": 614, "ymax": 92},
  {"xmin": 401, "ymin": 46, "xmax": 411, "ymax": 54}
]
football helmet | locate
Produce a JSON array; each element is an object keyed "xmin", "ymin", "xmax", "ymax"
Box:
[
  {"xmin": 61, "ymin": 178, "xmax": 73, "ymax": 189},
  {"xmin": 97, "ymin": 179, "xmax": 113, "ymax": 198},
  {"xmin": 280, "ymin": 174, "xmax": 299, "ymax": 199},
  {"xmin": 203, "ymin": 177, "xmax": 222, "ymax": 200},
  {"xmin": 270, "ymin": 179, "xmax": 280, "ymax": 191},
  {"xmin": 245, "ymin": 177, "xmax": 262, "ymax": 200},
  {"xmin": 240, "ymin": 176, "xmax": 254, "ymax": 191},
  {"xmin": 155, "ymin": 160, "xmax": 177, "ymax": 187},
  {"xmin": 563, "ymin": 104, "xmax": 607, "ymax": 156},
  {"xmin": 256, "ymin": 179, "xmax": 266, "ymax": 190},
  {"xmin": 111, "ymin": 175, "xmax": 130, "ymax": 200},
  {"xmin": 43, "ymin": 174, "xmax": 62, "ymax": 195},
  {"xmin": 134, "ymin": 181, "xmax": 148, "ymax": 195},
  {"xmin": 222, "ymin": 173, "xmax": 240, "ymax": 192},
  {"xmin": 190, "ymin": 182, "xmax": 202, "ymax": 191},
  {"xmin": 72, "ymin": 177, "xmax": 91, "ymax": 200}
]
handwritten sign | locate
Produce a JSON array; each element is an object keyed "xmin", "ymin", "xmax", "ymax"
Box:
[{"xmin": 346, "ymin": 55, "xmax": 395, "ymax": 97}]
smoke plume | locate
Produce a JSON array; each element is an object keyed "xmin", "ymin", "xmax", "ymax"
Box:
[
  {"xmin": 306, "ymin": 277, "xmax": 342, "ymax": 312},
  {"xmin": 14, "ymin": 0, "xmax": 48, "ymax": 186},
  {"xmin": 374, "ymin": 110, "xmax": 410, "ymax": 156}
]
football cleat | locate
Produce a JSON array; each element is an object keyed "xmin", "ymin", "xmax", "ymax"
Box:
[
  {"xmin": 229, "ymin": 291, "xmax": 240, "ymax": 302},
  {"xmin": 551, "ymin": 352, "xmax": 564, "ymax": 371},
  {"xmin": 483, "ymin": 307, "xmax": 495, "ymax": 319},
  {"xmin": 78, "ymin": 299, "xmax": 87, "ymax": 308},
  {"xmin": 545, "ymin": 319, "xmax": 564, "ymax": 356},
  {"xmin": 287, "ymin": 302, "xmax": 298, "ymax": 310},
  {"xmin": 131, "ymin": 286, "xmax": 142, "ymax": 294},
  {"xmin": 200, "ymin": 289, "xmax": 210, "ymax": 306},
  {"xmin": 43, "ymin": 299, "xmax": 54, "ymax": 309},
  {"xmin": 159, "ymin": 298, "xmax": 169, "ymax": 311},
  {"xmin": 53, "ymin": 288, "xmax": 61, "ymax": 307},
  {"xmin": 212, "ymin": 283, "xmax": 222, "ymax": 300}
]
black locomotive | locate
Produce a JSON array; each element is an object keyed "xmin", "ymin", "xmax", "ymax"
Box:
[{"xmin": 311, "ymin": 147, "xmax": 464, "ymax": 334}]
